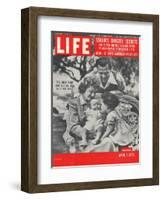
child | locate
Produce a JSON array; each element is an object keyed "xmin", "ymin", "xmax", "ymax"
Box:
[
  {"xmin": 84, "ymin": 93, "xmax": 139, "ymax": 152},
  {"xmin": 84, "ymin": 99, "xmax": 103, "ymax": 144},
  {"xmin": 101, "ymin": 93, "xmax": 138, "ymax": 151}
]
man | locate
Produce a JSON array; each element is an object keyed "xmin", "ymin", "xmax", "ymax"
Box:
[{"xmin": 87, "ymin": 57, "xmax": 126, "ymax": 93}]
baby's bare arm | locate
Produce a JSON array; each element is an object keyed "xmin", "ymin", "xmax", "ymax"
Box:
[{"xmin": 91, "ymin": 126, "xmax": 103, "ymax": 144}]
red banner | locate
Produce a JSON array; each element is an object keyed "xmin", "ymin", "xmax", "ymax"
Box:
[
  {"xmin": 52, "ymin": 151, "xmax": 139, "ymax": 167},
  {"xmin": 54, "ymin": 34, "xmax": 139, "ymax": 57},
  {"xmin": 94, "ymin": 36, "xmax": 139, "ymax": 57}
]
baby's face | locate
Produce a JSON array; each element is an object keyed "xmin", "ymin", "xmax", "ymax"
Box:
[{"xmin": 90, "ymin": 100, "xmax": 101, "ymax": 110}]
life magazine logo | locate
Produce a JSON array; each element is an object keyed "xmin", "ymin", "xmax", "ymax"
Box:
[{"xmin": 54, "ymin": 34, "xmax": 139, "ymax": 57}]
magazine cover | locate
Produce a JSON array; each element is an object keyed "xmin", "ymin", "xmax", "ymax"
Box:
[{"xmin": 51, "ymin": 31, "xmax": 139, "ymax": 167}]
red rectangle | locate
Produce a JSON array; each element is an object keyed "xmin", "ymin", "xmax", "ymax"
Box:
[
  {"xmin": 52, "ymin": 151, "xmax": 139, "ymax": 167},
  {"xmin": 94, "ymin": 36, "xmax": 139, "ymax": 57},
  {"xmin": 54, "ymin": 34, "xmax": 92, "ymax": 56}
]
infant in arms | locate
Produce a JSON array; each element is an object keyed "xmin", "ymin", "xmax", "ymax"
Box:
[{"xmin": 84, "ymin": 99, "xmax": 103, "ymax": 144}]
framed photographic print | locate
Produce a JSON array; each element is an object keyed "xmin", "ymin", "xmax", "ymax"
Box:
[{"xmin": 21, "ymin": 7, "xmax": 159, "ymax": 193}]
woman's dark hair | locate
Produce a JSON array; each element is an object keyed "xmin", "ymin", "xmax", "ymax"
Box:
[
  {"xmin": 101, "ymin": 92, "xmax": 119, "ymax": 110},
  {"xmin": 78, "ymin": 77, "xmax": 95, "ymax": 94}
]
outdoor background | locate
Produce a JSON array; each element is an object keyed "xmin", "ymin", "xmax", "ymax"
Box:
[{"xmin": 0, "ymin": 0, "xmax": 162, "ymax": 199}]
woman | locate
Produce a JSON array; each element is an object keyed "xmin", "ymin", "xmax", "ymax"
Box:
[
  {"xmin": 63, "ymin": 77, "xmax": 96, "ymax": 153},
  {"xmin": 85, "ymin": 92, "xmax": 139, "ymax": 152}
]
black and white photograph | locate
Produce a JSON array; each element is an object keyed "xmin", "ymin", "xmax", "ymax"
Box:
[{"xmin": 51, "ymin": 31, "xmax": 140, "ymax": 167}]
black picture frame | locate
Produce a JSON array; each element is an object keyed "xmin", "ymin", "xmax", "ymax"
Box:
[{"xmin": 21, "ymin": 6, "xmax": 159, "ymax": 193}]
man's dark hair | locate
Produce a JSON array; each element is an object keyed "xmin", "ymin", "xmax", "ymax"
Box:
[
  {"xmin": 95, "ymin": 57, "xmax": 112, "ymax": 69},
  {"xmin": 101, "ymin": 92, "xmax": 119, "ymax": 110}
]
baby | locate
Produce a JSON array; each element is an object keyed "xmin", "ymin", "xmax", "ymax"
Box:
[
  {"xmin": 84, "ymin": 93, "xmax": 139, "ymax": 153},
  {"xmin": 84, "ymin": 99, "xmax": 103, "ymax": 144}
]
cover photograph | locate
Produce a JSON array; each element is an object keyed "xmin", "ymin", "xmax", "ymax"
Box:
[{"xmin": 51, "ymin": 31, "xmax": 139, "ymax": 167}]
